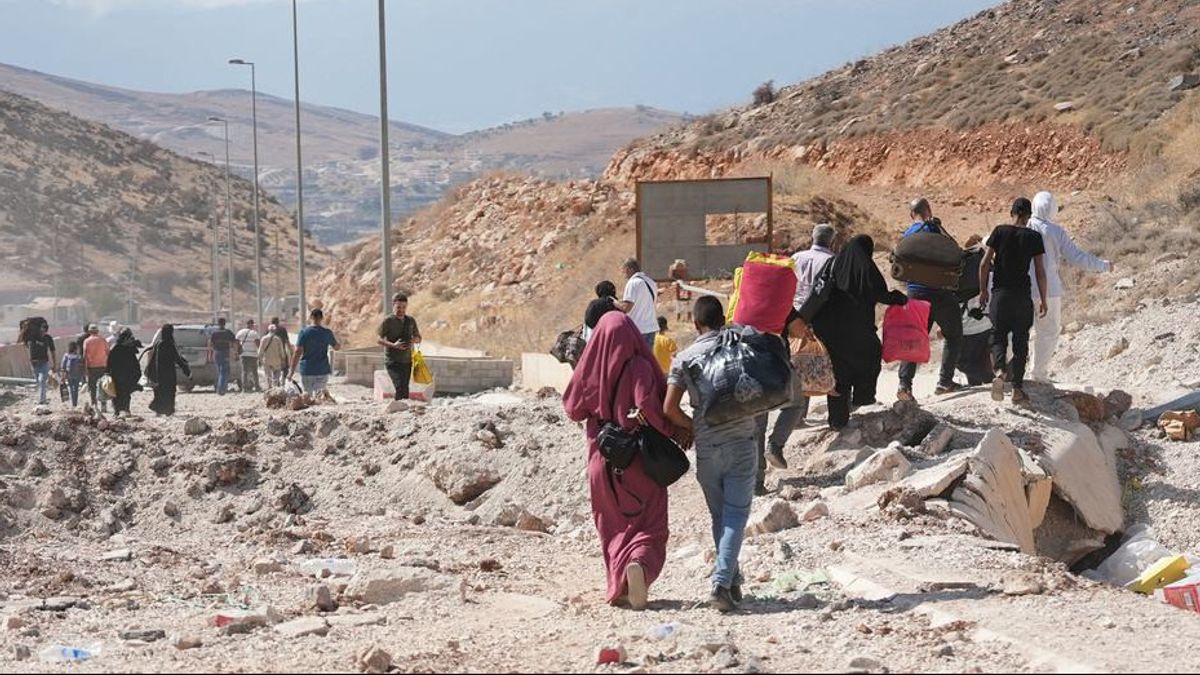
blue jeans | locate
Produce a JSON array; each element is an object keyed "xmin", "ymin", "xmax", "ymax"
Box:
[
  {"xmin": 32, "ymin": 361, "xmax": 50, "ymax": 404},
  {"xmin": 643, "ymin": 332, "xmax": 656, "ymax": 350},
  {"xmin": 302, "ymin": 375, "xmax": 329, "ymax": 395},
  {"xmin": 694, "ymin": 437, "xmax": 758, "ymax": 590},
  {"xmin": 68, "ymin": 375, "xmax": 82, "ymax": 407},
  {"xmin": 215, "ymin": 356, "xmax": 230, "ymax": 395}
]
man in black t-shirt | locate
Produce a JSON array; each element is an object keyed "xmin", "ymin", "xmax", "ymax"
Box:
[
  {"xmin": 23, "ymin": 319, "xmax": 55, "ymax": 405},
  {"xmin": 377, "ymin": 292, "xmax": 422, "ymax": 401},
  {"xmin": 978, "ymin": 198, "xmax": 1048, "ymax": 404}
]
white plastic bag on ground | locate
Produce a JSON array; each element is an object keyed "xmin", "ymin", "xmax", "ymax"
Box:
[{"xmin": 1094, "ymin": 524, "xmax": 1174, "ymax": 587}]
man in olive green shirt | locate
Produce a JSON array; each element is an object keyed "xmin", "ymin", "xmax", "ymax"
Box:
[{"xmin": 377, "ymin": 292, "xmax": 422, "ymax": 400}]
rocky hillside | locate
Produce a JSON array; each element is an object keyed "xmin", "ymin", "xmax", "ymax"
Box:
[
  {"xmin": 316, "ymin": 0, "xmax": 1200, "ymax": 354},
  {"xmin": 0, "ymin": 63, "xmax": 684, "ymax": 245},
  {"xmin": 0, "ymin": 89, "xmax": 329, "ymax": 318}
]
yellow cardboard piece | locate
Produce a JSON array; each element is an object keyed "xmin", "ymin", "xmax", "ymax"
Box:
[{"xmin": 1127, "ymin": 554, "xmax": 1190, "ymax": 594}]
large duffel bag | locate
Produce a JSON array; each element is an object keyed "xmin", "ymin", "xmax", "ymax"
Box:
[
  {"xmin": 890, "ymin": 231, "xmax": 963, "ymax": 291},
  {"xmin": 728, "ymin": 252, "xmax": 797, "ymax": 335}
]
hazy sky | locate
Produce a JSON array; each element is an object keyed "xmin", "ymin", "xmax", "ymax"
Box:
[{"xmin": 0, "ymin": 0, "xmax": 997, "ymax": 133}]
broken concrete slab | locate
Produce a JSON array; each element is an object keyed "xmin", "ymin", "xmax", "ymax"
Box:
[
  {"xmin": 947, "ymin": 429, "xmax": 1037, "ymax": 555},
  {"xmin": 275, "ymin": 617, "xmax": 330, "ymax": 638},
  {"xmin": 917, "ymin": 423, "xmax": 957, "ymax": 456},
  {"xmin": 896, "ymin": 455, "xmax": 969, "ymax": 499},
  {"xmin": 745, "ymin": 499, "xmax": 800, "ymax": 537},
  {"xmin": 343, "ymin": 566, "xmax": 450, "ymax": 605},
  {"xmin": 845, "ymin": 447, "xmax": 912, "ymax": 490},
  {"xmin": 1016, "ymin": 448, "xmax": 1052, "ymax": 528},
  {"xmin": 1038, "ymin": 422, "xmax": 1123, "ymax": 535}
]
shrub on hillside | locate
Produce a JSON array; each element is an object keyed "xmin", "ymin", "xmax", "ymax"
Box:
[{"xmin": 753, "ymin": 80, "xmax": 777, "ymax": 107}]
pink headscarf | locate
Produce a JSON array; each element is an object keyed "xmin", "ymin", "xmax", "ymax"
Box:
[{"xmin": 563, "ymin": 312, "xmax": 669, "ymax": 432}]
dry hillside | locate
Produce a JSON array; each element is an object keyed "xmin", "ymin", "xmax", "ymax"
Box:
[
  {"xmin": 0, "ymin": 89, "xmax": 328, "ymax": 319},
  {"xmin": 316, "ymin": 0, "xmax": 1200, "ymax": 355},
  {"xmin": 0, "ymin": 63, "xmax": 684, "ymax": 245}
]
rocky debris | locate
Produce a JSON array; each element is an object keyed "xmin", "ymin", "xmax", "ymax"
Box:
[
  {"xmin": 878, "ymin": 487, "xmax": 928, "ymax": 520},
  {"xmin": 206, "ymin": 457, "xmax": 254, "ymax": 488},
  {"xmin": 276, "ymin": 483, "xmax": 313, "ymax": 514},
  {"xmin": 276, "ymin": 617, "xmax": 330, "ymax": 639},
  {"xmin": 799, "ymin": 500, "xmax": 829, "ymax": 522},
  {"xmin": 945, "ymin": 430, "xmax": 1037, "ymax": 555},
  {"xmin": 253, "ymin": 558, "xmax": 283, "ymax": 575},
  {"xmin": 5, "ymin": 614, "xmax": 28, "ymax": 630},
  {"xmin": 264, "ymin": 389, "xmax": 288, "ymax": 409},
  {"xmin": 515, "ymin": 512, "xmax": 550, "ymax": 533},
  {"xmin": 386, "ymin": 399, "xmax": 409, "ymax": 414},
  {"xmin": 1001, "ymin": 573, "xmax": 1045, "ymax": 596},
  {"xmin": 1054, "ymin": 101, "xmax": 1076, "ymax": 112},
  {"xmin": 847, "ymin": 655, "xmax": 884, "ymax": 673},
  {"xmin": 1038, "ymin": 423, "xmax": 1123, "ymax": 535},
  {"xmin": 1114, "ymin": 277, "xmax": 1135, "ymax": 290},
  {"xmin": 100, "ymin": 548, "xmax": 132, "ymax": 562},
  {"xmin": 427, "ymin": 460, "xmax": 501, "ymax": 505},
  {"xmin": 1168, "ymin": 73, "xmax": 1200, "ymax": 92},
  {"xmin": 1060, "ymin": 391, "xmax": 1108, "ymax": 422},
  {"xmin": 120, "ymin": 628, "xmax": 166, "ymax": 642},
  {"xmin": 172, "ymin": 635, "xmax": 203, "ymax": 650},
  {"xmin": 1159, "ymin": 410, "xmax": 1200, "ymax": 441},
  {"xmin": 211, "ymin": 503, "xmax": 234, "ymax": 524},
  {"xmin": 1104, "ymin": 390, "xmax": 1133, "ymax": 419},
  {"xmin": 745, "ymin": 499, "xmax": 800, "ymax": 537},
  {"xmin": 917, "ymin": 423, "xmax": 957, "ymax": 456},
  {"xmin": 354, "ymin": 645, "xmax": 393, "ymax": 674},
  {"xmin": 344, "ymin": 535, "xmax": 373, "ymax": 554},
  {"xmin": 1106, "ymin": 337, "xmax": 1130, "ymax": 359},
  {"xmin": 343, "ymin": 566, "xmax": 449, "ymax": 605},
  {"xmin": 309, "ymin": 584, "xmax": 338, "ymax": 612},
  {"xmin": 183, "ymin": 418, "xmax": 210, "ymax": 436},
  {"xmin": 845, "ymin": 447, "xmax": 912, "ymax": 490}
]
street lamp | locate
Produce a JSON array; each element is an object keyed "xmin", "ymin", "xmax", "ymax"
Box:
[
  {"xmin": 207, "ymin": 116, "xmax": 235, "ymax": 322},
  {"xmin": 229, "ymin": 58, "xmax": 264, "ymax": 330},
  {"xmin": 291, "ymin": 0, "xmax": 307, "ymax": 328},
  {"xmin": 376, "ymin": 0, "xmax": 393, "ymax": 314},
  {"xmin": 197, "ymin": 151, "xmax": 220, "ymax": 318}
]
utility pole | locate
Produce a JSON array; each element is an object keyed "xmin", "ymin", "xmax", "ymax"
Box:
[
  {"xmin": 377, "ymin": 0, "xmax": 393, "ymax": 313},
  {"xmin": 229, "ymin": 58, "xmax": 264, "ymax": 329},
  {"xmin": 197, "ymin": 151, "xmax": 220, "ymax": 319},
  {"xmin": 274, "ymin": 228, "xmax": 281, "ymax": 311},
  {"xmin": 291, "ymin": 0, "xmax": 307, "ymax": 328},
  {"xmin": 208, "ymin": 116, "xmax": 235, "ymax": 322}
]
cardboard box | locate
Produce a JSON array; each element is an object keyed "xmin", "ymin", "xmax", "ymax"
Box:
[{"xmin": 1163, "ymin": 572, "xmax": 1200, "ymax": 613}]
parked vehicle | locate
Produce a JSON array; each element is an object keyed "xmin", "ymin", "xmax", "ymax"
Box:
[{"xmin": 141, "ymin": 324, "xmax": 242, "ymax": 393}]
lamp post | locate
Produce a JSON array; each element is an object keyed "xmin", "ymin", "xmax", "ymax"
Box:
[
  {"xmin": 376, "ymin": 0, "xmax": 393, "ymax": 314},
  {"xmin": 196, "ymin": 150, "xmax": 219, "ymax": 318},
  {"xmin": 291, "ymin": 0, "xmax": 307, "ymax": 328},
  {"xmin": 229, "ymin": 58, "xmax": 264, "ymax": 330},
  {"xmin": 207, "ymin": 116, "xmax": 235, "ymax": 322}
]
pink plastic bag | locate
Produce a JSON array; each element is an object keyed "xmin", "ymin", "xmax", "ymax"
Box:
[{"xmin": 882, "ymin": 299, "xmax": 931, "ymax": 363}]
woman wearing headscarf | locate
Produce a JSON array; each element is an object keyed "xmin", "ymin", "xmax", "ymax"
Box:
[
  {"xmin": 797, "ymin": 235, "xmax": 908, "ymax": 429},
  {"xmin": 106, "ymin": 328, "xmax": 143, "ymax": 416},
  {"xmin": 148, "ymin": 324, "xmax": 192, "ymax": 417},
  {"xmin": 563, "ymin": 311, "xmax": 686, "ymax": 610}
]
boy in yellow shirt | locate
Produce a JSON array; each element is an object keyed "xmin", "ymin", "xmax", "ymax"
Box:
[{"xmin": 653, "ymin": 315, "xmax": 678, "ymax": 373}]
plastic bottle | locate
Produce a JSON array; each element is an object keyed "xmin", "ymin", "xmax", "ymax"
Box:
[
  {"xmin": 38, "ymin": 644, "xmax": 100, "ymax": 663},
  {"xmin": 295, "ymin": 558, "xmax": 356, "ymax": 578}
]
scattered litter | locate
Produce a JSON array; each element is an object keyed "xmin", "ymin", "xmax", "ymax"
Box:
[
  {"xmin": 38, "ymin": 644, "xmax": 101, "ymax": 663},
  {"xmin": 1163, "ymin": 573, "xmax": 1200, "ymax": 613},
  {"xmin": 646, "ymin": 622, "xmax": 683, "ymax": 641},
  {"xmin": 1128, "ymin": 555, "xmax": 1190, "ymax": 595},
  {"xmin": 770, "ymin": 568, "xmax": 831, "ymax": 596},
  {"xmin": 1094, "ymin": 525, "xmax": 1174, "ymax": 587},
  {"xmin": 296, "ymin": 558, "xmax": 357, "ymax": 578}
]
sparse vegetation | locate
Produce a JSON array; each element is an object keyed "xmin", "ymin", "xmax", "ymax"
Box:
[{"xmin": 752, "ymin": 80, "xmax": 777, "ymax": 107}]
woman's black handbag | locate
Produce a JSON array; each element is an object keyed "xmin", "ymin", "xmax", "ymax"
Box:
[{"xmin": 638, "ymin": 423, "xmax": 690, "ymax": 488}]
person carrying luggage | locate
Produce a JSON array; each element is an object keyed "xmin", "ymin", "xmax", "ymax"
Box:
[{"xmin": 895, "ymin": 198, "xmax": 963, "ymax": 401}]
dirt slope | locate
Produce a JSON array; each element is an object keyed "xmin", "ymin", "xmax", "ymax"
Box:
[{"xmin": 0, "ymin": 89, "xmax": 329, "ymax": 318}]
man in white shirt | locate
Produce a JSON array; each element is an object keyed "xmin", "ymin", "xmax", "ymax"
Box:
[
  {"xmin": 235, "ymin": 319, "xmax": 262, "ymax": 392},
  {"xmin": 616, "ymin": 257, "xmax": 659, "ymax": 349},
  {"xmin": 1026, "ymin": 192, "xmax": 1113, "ymax": 382}
]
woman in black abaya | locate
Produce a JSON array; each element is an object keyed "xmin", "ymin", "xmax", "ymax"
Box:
[
  {"xmin": 148, "ymin": 324, "xmax": 192, "ymax": 417},
  {"xmin": 797, "ymin": 235, "xmax": 908, "ymax": 429}
]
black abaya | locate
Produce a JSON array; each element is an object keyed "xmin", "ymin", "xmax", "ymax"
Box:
[
  {"xmin": 107, "ymin": 330, "xmax": 143, "ymax": 415},
  {"xmin": 799, "ymin": 235, "xmax": 907, "ymax": 428},
  {"xmin": 148, "ymin": 325, "xmax": 191, "ymax": 416}
]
